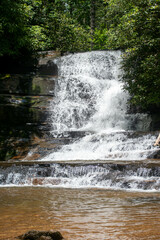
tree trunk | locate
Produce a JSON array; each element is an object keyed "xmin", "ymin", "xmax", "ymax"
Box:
[{"xmin": 90, "ymin": 0, "xmax": 95, "ymax": 49}]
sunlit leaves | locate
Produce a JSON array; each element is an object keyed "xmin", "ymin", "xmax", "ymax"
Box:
[{"xmin": 104, "ymin": 0, "xmax": 160, "ymax": 109}]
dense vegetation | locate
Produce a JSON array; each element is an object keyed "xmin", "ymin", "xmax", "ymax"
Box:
[
  {"xmin": 105, "ymin": 0, "xmax": 160, "ymax": 109},
  {"xmin": 0, "ymin": 0, "xmax": 159, "ymax": 109}
]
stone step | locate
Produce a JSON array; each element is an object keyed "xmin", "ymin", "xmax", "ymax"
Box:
[{"xmin": 1, "ymin": 159, "xmax": 160, "ymax": 168}]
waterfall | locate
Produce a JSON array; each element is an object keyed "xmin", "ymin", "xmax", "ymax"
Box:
[
  {"xmin": 0, "ymin": 162, "xmax": 160, "ymax": 191},
  {"xmin": 1, "ymin": 51, "xmax": 159, "ymax": 191},
  {"xmin": 42, "ymin": 51, "xmax": 156, "ymax": 161},
  {"xmin": 51, "ymin": 51, "xmax": 150, "ymax": 133}
]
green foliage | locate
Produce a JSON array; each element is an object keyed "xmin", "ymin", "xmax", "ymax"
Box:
[
  {"xmin": 93, "ymin": 28, "xmax": 108, "ymax": 50},
  {"xmin": 45, "ymin": 12, "xmax": 91, "ymax": 52},
  {"xmin": 0, "ymin": 0, "xmax": 32, "ymax": 57},
  {"xmin": 105, "ymin": 0, "xmax": 160, "ymax": 109},
  {"xmin": 29, "ymin": 25, "xmax": 50, "ymax": 51},
  {"xmin": 0, "ymin": 0, "xmax": 93, "ymax": 56},
  {"xmin": 1, "ymin": 0, "xmax": 159, "ymax": 110}
]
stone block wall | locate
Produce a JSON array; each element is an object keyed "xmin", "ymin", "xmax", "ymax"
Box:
[{"xmin": 0, "ymin": 51, "xmax": 60, "ymax": 161}]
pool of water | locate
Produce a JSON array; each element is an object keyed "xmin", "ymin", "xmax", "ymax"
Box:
[{"xmin": 0, "ymin": 187, "xmax": 160, "ymax": 240}]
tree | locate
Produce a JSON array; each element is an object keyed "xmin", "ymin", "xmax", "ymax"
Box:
[
  {"xmin": 0, "ymin": 0, "xmax": 32, "ymax": 57},
  {"xmin": 90, "ymin": 0, "xmax": 96, "ymax": 48},
  {"xmin": 104, "ymin": 0, "xmax": 160, "ymax": 109}
]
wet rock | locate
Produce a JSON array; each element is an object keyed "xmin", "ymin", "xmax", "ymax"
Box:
[
  {"xmin": 149, "ymin": 113, "xmax": 160, "ymax": 131},
  {"xmin": 121, "ymin": 181, "xmax": 131, "ymax": 189},
  {"xmin": 137, "ymin": 179, "xmax": 156, "ymax": 190},
  {"xmin": 32, "ymin": 178, "xmax": 62, "ymax": 186},
  {"xmin": 38, "ymin": 51, "xmax": 61, "ymax": 66},
  {"xmin": 147, "ymin": 150, "xmax": 160, "ymax": 159},
  {"xmin": 32, "ymin": 178, "xmax": 44, "ymax": 185},
  {"xmin": 0, "ymin": 51, "xmax": 60, "ymax": 161},
  {"xmin": 0, "ymin": 74, "xmax": 55, "ymax": 96},
  {"xmin": 37, "ymin": 61, "xmax": 58, "ymax": 76},
  {"xmin": 17, "ymin": 230, "xmax": 64, "ymax": 240},
  {"xmin": 39, "ymin": 236, "xmax": 52, "ymax": 240}
]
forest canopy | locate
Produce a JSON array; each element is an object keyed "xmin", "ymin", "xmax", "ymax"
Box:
[{"xmin": 0, "ymin": 0, "xmax": 159, "ymax": 109}]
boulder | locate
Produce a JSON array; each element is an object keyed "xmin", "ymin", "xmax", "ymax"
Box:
[
  {"xmin": 147, "ymin": 149, "xmax": 160, "ymax": 159},
  {"xmin": 17, "ymin": 230, "xmax": 64, "ymax": 240}
]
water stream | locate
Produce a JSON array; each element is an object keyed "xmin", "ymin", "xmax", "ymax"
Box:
[
  {"xmin": 0, "ymin": 188, "xmax": 160, "ymax": 240},
  {"xmin": 39, "ymin": 50, "xmax": 157, "ymax": 161},
  {"xmin": 0, "ymin": 51, "xmax": 159, "ymax": 239},
  {"xmin": 0, "ymin": 51, "xmax": 159, "ymax": 191}
]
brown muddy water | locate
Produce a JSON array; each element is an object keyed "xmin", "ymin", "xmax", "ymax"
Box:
[{"xmin": 0, "ymin": 187, "xmax": 160, "ymax": 240}]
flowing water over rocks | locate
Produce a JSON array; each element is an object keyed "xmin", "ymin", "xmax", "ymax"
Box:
[
  {"xmin": 39, "ymin": 51, "xmax": 158, "ymax": 162},
  {"xmin": 0, "ymin": 161, "xmax": 160, "ymax": 191},
  {"xmin": 1, "ymin": 51, "xmax": 160, "ymax": 190},
  {"xmin": 0, "ymin": 51, "xmax": 160, "ymax": 240}
]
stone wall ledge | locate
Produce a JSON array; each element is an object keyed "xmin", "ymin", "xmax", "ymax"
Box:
[
  {"xmin": 0, "ymin": 74, "xmax": 56, "ymax": 96},
  {"xmin": 0, "ymin": 94, "xmax": 53, "ymax": 109},
  {"xmin": 0, "ymin": 51, "xmax": 60, "ymax": 161}
]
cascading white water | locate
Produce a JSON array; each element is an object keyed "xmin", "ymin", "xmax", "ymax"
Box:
[
  {"xmin": 1, "ymin": 163, "xmax": 160, "ymax": 191},
  {"xmin": 43, "ymin": 51, "xmax": 157, "ymax": 161}
]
